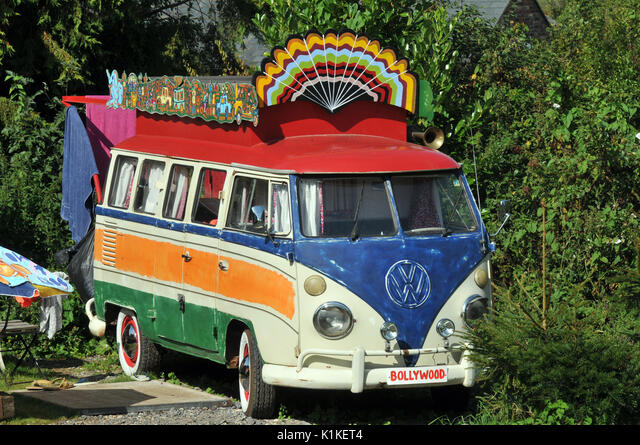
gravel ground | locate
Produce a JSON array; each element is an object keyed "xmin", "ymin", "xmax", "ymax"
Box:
[{"xmin": 52, "ymin": 403, "xmax": 311, "ymax": 425}]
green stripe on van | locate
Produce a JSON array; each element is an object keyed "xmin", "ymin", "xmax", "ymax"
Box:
[{"xmin": 94, "ymin": 280, "xmax": 253, "ymax": 364}]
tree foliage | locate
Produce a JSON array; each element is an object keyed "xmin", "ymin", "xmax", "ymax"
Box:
[
  {"xmin": 457, "ymin": 0, "xmax": 640, "ymax": 424},
  {"xmin": 0, "ymin": 0, "xmax": 258, "ymax": 102}
]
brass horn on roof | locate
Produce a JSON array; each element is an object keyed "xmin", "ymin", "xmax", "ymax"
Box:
[{"xmin": 411, "ymin": 126, "xmax": 445, "ymax": 150}]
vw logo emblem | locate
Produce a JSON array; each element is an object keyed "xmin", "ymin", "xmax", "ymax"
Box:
[{"xmin": 385, "ymin": 260, "xmax": 431, "ymax": 308}]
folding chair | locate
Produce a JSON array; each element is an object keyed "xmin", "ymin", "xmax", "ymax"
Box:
[{"xmin": 0, "ymin": 299, "xmax": 45, "ymax": 387}]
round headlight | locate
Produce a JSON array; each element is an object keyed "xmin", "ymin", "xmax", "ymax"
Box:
[
  {"xmin": 462, "ymin": 295, "xmax": 490, "ymax": 328},
  {"xmin": 436, "ymin": 318, "xmax": 456, "ymax": 338},
  {"xmin": 313, "ymin": 302, "xmax": 353, "ymax": 339},
  {"xmin": 380, "ymin": 321, "xmax": 398, "ymax": 341}
]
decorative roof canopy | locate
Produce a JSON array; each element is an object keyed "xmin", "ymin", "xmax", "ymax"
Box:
[
  {"xmin": 106, "ymin": 70, "xmax": 259, "ymax": 125},
  {"xmin": 105, "ymin": 31, "xmax": 433, "ymax": 125},
  {"xmin": 253, "ymin": 30, "xmax": 419, "ymax": 114}
]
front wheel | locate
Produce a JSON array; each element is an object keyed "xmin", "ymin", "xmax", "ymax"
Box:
[
  {"xmin": 116, "ymin": 309, "xmax": 160, "ymax": 376},
  {"xmin": 238, "ymin": 328, "xmax": 277, "ymax": 418}
]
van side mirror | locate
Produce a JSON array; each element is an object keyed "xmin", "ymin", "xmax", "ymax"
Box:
[
  {"xmin": 251, "ymin": 205, "xmax": 265, "ymax": 223},
  {"xmin": 491, "ymin": 200, "xmax": 511, "ymax": 237},
  {"xmin": 498, "ymin": 199, "xmax": 511, "ymax": 221}
]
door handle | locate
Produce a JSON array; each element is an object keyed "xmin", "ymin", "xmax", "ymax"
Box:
[
  {"xmin": 182, "ymin": 251, "xmax": 192, "ymax": 262},
  {"xmin": 218, "ymin": 260, "xmax": 229, "ymax": 271}
]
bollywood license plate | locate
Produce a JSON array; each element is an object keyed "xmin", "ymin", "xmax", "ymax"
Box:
[{"xmin": 386, "ymin": 366, "xmax": 448, "ymax": 386}]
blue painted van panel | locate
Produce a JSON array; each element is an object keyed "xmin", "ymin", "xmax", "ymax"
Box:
[{"xmin": 294, "ymin": 234, "xmax": 485, "ymax": 353}]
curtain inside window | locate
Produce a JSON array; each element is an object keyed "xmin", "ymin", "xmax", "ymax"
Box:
[
  {"xmin": 142, "ymin": 163, "xmax": 164, "ymax": 214},
  {"xmin": 271, "ymin": 184, "xmax": 291, "ymax": 233},
  {"xmin": 409, "ymin": 179, "xmax": 442, "ymax": 229},
  {"xmin": 299, "ymin": 180, "xmax": 323, "ymax": 236},
  {"xmin": 113, "ymin": 160, "xmax": 136, "ymax": 208},
  {"xmin": 203, "ymin": 169, "xmax": 226, "ymax": 199},
  {"xmin": 166, "ymin": 166, "xmax": 190, "ymax": 220}
]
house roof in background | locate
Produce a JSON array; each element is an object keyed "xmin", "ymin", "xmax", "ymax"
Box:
[
  {"xmin": 458, "ymin": 0, "xmax": 511, "ymax": 21},
  {"xmin": 450, "ymin": 0, "xmax": 551, "ymax": 37}
]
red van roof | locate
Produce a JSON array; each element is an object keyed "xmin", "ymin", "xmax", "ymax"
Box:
[
  {"xmin": 113, "ymin": 100, "xmax": 459, "ymax": 174},
  {"xmin": 115, "ymin": 132, "xmax": 460, "ymax": 174}
]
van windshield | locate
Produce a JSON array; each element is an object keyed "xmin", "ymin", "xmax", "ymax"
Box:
[
  {"xmin": 298, "ymin": 173, "xmax": 477, "ymax": 238},
  {"xmin": 298, "ymin": 177, "xmax": 396, "ymax": 238},
  {"xmin": 390, "ymin": 174, "xmax": 477, "ymax": 235}
]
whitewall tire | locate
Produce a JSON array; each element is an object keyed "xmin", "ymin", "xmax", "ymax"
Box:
[
  {"xmin": 116, "ymin": 309, "xmax": 160, "ymax": 376},
  {"xmin": 238, "ymin": 328, "xmax": 277, "ymax": 418}
]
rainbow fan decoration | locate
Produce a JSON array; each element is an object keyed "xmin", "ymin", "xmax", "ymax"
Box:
[{"xmin": 253, "ymin": 30, "xmax": 418, "ymax": 114}]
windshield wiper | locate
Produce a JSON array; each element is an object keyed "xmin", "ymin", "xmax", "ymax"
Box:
[
  {"xmin": 441, "ymin": 226, "xmax": 454, "ymax": 237},
  {"xmin": 349, "ymin": 182, "xmax": 366, "ymax": 241},
  {"xmin": 405, "ymin": 227, "xmax": 444, "ymax": 235}
]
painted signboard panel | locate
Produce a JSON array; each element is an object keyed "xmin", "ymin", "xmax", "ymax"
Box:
[{"xmin": 106, "ymin": 70, "xmax": 260, "ymax": 126}]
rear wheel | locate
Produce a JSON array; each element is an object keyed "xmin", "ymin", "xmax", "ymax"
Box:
[
  {"xmin": 238, "ymin": 328, "xmax": 277, "ymax": 418},
  {"xmin": 116, "ymin": 309, "xmax": 160, "ymax": 376}
]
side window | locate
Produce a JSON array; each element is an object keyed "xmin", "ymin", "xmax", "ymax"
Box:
[
  {"xmin": 270, "ymin": 182, "xmax": 291, "ymax": 234},
  {"xmin": 226, "ymin": 176, "xmax": 291, "ymax": 235},
  {"xmin": 226, "ymin": 176, "xmax": 269, "ymax": 234},
  {"xmin": 192, "ymin": 168, "xmax": 227, "ymax": 225},
  {"xmin": 133, "ymin": 160, "xmax": 165, "ymax": 215},
  {"xmin": 163, "ymin": 164, "xmax": 193, "ymax": 220},
  {"xmin": 108, "ymin": 155, "xmax": 138, "ymax": 209}
]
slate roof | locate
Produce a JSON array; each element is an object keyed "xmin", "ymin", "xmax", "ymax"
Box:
[{"xmin": 457, "ymin": 0, "xmax": 511, "ymax": 21}]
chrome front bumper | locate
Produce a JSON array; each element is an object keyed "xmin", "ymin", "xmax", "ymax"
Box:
[{"xmin": 262, "ymin": 345, "xmax": 477, "ymax": 393}]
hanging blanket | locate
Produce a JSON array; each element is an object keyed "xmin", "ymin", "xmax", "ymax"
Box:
[{"xmin": 61, "ymin": 106, "xmax": 99, "ymax": 243}]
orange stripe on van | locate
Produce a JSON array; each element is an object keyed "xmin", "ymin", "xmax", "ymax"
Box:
[
  {"xmin": 118, "ymin": 233, "xmax": 184, "ymax": 284},
  {"xmin": 94, "ymin": 229, "xmax": 104, "ymax": 261},
  {"xmin": 94, "ymin": 228, "xmax": 296, "ymax": 319},
  {"xmin": 218, "ymin": 256, "xmax": 296, "ymax": 320}
]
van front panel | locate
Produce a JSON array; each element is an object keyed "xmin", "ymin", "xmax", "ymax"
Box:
[
  {"xmin": 294, "ymin": 234, "xmax": 485, "ymax": 356},
  {"xmin": 289, "ymin": 171, "xmax": 488, "ymax": 370}
]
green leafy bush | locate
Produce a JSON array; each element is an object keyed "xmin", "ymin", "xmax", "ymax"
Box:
[
  {"xmin": 444, "ymin": 0, "xmax": 640, "ymax": 424},
  {"xmin": 0, "ymin": 71, "xmax": 69, "ymax": 263},
  {"xmin": 0, "ymin": 72, "xmax": 96, "ymax": 358},
  {"xmin": 470, "ymin": 275, "xmax": 640, "ymax": 424}
]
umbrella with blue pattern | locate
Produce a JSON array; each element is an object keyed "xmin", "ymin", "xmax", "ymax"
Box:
[{"xmin": 0, "ymin": 246, "xmax": 73, "ymax": 300}]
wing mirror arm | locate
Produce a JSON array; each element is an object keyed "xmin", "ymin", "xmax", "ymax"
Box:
[
  {"xmin": 490, "ymin": 199, "xmax": 512, "ymax": 238},
  {"xmin": 491, "ymin": 212, "xmax": 511, "ymax": 238}
]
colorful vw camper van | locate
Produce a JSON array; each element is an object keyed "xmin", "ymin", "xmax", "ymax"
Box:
[{"xmin": 64, "ymin": 31, "xmax": 496, "ymax": 418}]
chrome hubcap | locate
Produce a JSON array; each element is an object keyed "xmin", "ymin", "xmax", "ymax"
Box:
[
  {"xmin": 123, "ymin": 322, "xmax": 138, "ymax": 362},
  {"xmin": 239, "ymin": 347, "xmax": 250, "ymax": 390}
]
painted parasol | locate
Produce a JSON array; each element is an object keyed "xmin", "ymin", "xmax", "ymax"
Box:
[
  {"xmin": 0, "ymin": 246, "xmax": 73, "ymax": 301},
  {"xmin": 0, "ymin": 247, "xmax": 73, "ymax": 374}
]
